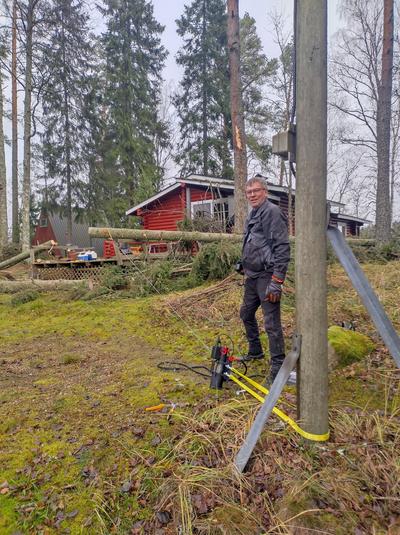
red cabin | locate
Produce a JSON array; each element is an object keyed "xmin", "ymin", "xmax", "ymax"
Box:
[{"xmin": 126, "ymin": 174, "xmax": 370, "ymax": 237}]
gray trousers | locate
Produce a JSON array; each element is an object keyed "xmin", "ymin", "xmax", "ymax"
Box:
[{"xmin": 240, "ymin": 274, "xmax": 285, "ymax": 371}]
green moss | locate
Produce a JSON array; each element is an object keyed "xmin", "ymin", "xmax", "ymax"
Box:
[
  {"xmin": 328, "ymin": 326, "xmax": 375, "ymax": 367},
  {"xmin": 0, "ymin": 496, "xmax": 19, "ymax": 533}
]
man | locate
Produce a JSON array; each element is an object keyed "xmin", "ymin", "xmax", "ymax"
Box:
[{"xmin": 239, "ymin": 176, "xmax": 290, "ymax": 384}]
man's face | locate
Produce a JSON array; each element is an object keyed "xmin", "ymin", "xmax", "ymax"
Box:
[{"xmin": 246, "ymin": 182, "xmax": 268, "ymax": 208}]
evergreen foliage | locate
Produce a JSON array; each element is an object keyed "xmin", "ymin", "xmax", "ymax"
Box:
[
  {"xmin": 96, "ymin": 0, "xmax": 168, "ymax": 225},
  {"xmin": 191, "ymin": 241, "xmax": 241, "ymax": 281},
  {"xmin": 240, "ymin": 12, "xmax": 277, "ymax": 172},
  {"xmin": 174, "ymin": 0, "xmax": 232, "ymax": 178},
  {"xmin": 174, "ymin": 4, "xmax": 276, "ymax": 179},
  {"xmin": 37, "ymin": 0, "xmax": 95, "ymax": 235}
]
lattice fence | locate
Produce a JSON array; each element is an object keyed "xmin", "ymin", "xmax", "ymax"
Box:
[{"xmin": 33, "ymin": 264, "xmax": 138, "ymax": 283}]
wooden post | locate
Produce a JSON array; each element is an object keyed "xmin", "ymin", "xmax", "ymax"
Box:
[{"xmin": 295, "ymin": 1, "xmax": 329, "ymax": 438}]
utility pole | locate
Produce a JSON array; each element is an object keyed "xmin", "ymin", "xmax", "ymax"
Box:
[
  {"xmin": 227, "ymin": 0, "xmax": 248, "ymax": 233},
  {"xmin": 295, "ymin": 0, "xmax": 329, "ymax": 438}
]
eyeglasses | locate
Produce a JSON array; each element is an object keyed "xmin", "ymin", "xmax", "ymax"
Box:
[{"xmin": 246, "ymin": 188, "xmax": 265, "ymax": 196}]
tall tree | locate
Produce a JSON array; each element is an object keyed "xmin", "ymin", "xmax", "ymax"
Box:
[
  {"xmin": 265, "ymin": 12, "xmax": 296, "ymax": 233},
  {"xmin": 376, "ymin": 0, "xmax": 394, "ymax": 242},
  {"xmin": 99, "ymin": 0, "xmax": 167, "ymax": 222},
  {"xmin": 330, "ymin": 0, "xmax": 399, "ymax": 243},
  {"xmin": 174, "ymin": 0, "xmax": 232, "ymax": 178},
  {"xmin": 0, "ymin": 46, "xmax": 8, "ymax": 251},
  {"xmin": 38, "ymin": 0, "xmax": 94, "ymax": 243},
  {"xmin": 19, "ymin": 0, "xmax": 43, "ymax": 251},
  {"xmin": 227, "ymin": 0, "xmax": 247, "ymax": 232},
  {"xmin": 240, "ymin": 12, "xmax": 276, "ymax": 176},
  {"xmin": 11, "ymin": 0, "xmax": 19, "ymax": 243}
]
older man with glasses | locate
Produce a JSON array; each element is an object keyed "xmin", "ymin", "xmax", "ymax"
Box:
[{"xmin": 238, "ymin": 176, "xmax": 291, "ymax": 385}]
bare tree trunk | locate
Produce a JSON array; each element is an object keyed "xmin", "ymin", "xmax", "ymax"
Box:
[
  {"xmin": 295, "ymin": 0, "xmax": 329, "ymax": 440},
  {"xmin": 201, "ymin": 0, "xmax": 208, "ymax": 176},
  {"xmin": 0, "ymin": 65, "xmax": 8, "ymax": 250},
  {"xmin": 21, "ymin": 1, "xmax": 34, "ymax": 252},
  {"xmin": 11, "ymin": 0, "xmax": 19, "ymax": 244},
  {"xmin": 60, "ymin": 9, "xmax": 73, "ymax": 243},
  {"xmin": 89, "ymin": 226, "xmax": 243, "ymax": 243},
  {"xmin": 390, "ymin": 100, "xmax": 400, "ymax": 222},
  {"xmin": 376, "ymin": 0, "xmax": 394, "ymax": 244},
  {"xmin": 227, "ymin": 0, "xmax": 248, "ymax": 233}
]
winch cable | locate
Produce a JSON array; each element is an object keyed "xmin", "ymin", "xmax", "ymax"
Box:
[
  {"xmin": 106, "ymin": 229, "xmax": 211, "ymax": 353},
  {"xmin": 157, "ymin": 361, "xmax": 212, "ymax": 379},
  {"xmin": 105, "ymin": 231, "xmax": 251, "ymax": 383}
]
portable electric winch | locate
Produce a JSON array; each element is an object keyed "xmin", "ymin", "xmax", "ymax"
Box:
[{"xmin": 209, "ymin": 337, "xmax": 250, "ymax": 390}]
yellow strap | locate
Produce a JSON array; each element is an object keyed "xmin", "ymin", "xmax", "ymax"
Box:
[
  {"xmin": 231, "ymin": 366, "xmax": 269, "ymax": 395},
  {"xmin": 228, "ymin": 370, "xmax": 329, "ymax": 442}
]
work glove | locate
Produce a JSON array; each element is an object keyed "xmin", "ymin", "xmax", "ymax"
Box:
[
  {"xmin": 235, "ymin": 260, "xmax": 244, "ymax": 275},
  {"xmin": 265, "ymin": 275, "xmax": 283, "ymax": 303}
]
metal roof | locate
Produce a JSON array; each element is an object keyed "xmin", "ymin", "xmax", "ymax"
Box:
[
  {"xmin": 126, "ymin": 173, "xmax": 348, "ymax": 216},
  {"xmin": 49, "ymin": 213, "xmax": 104, "ymax": 254},
  {"xmin": 336, "ymin": 213, "xmax": 372, "ymax": 224}
]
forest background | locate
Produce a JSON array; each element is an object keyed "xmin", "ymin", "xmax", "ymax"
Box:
[{"xmin": 0, "ymin": 0, "xmax": 399, "ymax": 251}]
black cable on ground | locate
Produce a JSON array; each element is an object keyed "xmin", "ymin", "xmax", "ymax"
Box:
[{"xmin": 157, "ymin": 361, "xmax": 212, "ymax": 378}]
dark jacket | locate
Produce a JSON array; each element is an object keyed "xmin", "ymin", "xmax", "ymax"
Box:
[{"xmin": 242, "ymin": 199, "xmax": 290, "ymax": 279}]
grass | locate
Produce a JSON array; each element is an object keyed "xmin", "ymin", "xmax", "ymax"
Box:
[{"xmin": 0, "ymin": 260, "xmax": 399, "ymax": 533}]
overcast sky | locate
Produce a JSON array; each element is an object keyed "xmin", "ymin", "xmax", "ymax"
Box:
[{"xmin": 151, "ymin": 0, "xmax": 341, "ymax": 86}]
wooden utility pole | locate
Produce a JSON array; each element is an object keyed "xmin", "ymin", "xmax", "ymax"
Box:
[
  {"xmin": 295, "ymin": 1, "xmax": 329, "ymax": 438},
  {"xmin": 376, "ymin": 0, "xmax": 394, "ymax": 244},
  {"xmin": 227, "ymin": 0, "xmax": 248, "ymax": 233},
  {"xmin": 11, "ymin": 0, "xmax": 19, "ymax": 244}
]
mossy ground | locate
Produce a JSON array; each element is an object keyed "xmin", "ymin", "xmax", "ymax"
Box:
[{"xmin": 0, "ymin": 261, "xmax": 399, "ymax": 533}]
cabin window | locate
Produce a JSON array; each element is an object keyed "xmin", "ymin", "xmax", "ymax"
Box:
[
  {"xmin": 191, "ymin": 200, "xmax": 212, "ymax": 219},
  {"xmin": 213, "ymin": 201, "xmax": 229, "ymax": 224},
  {"xmin": 191, "ymin": 199, "xmax": 229, "ymax": 224},
  {"xmin": 39, "ymin": 217, "xmax": 48, "ymax": 228}
]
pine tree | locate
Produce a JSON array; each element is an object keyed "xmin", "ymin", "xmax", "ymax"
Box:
[
  {"xmin": 0, "ymin": 39, "xmax": 8, "ymax": 250},
  {"xmin": 174, "ymin": 0, "xmax": 232, "ymax": 179},
  {"xmin": 240, "ymin": 12, "xmax": 277, "ymax": 174},
  {"xmin": 98, "ymin": 0, "xmax": 167, "ymax": 224},
  {"xmin": 38, "ymin": 0, "xmax": 95, "ymax": 243}
]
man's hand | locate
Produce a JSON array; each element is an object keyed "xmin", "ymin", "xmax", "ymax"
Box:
[
  {"xmin": 265, "ymin": 275, "xmax": 284, "ymax": 303},
  {"xmin": 235, "ymin": 261, "xmax": 244, "ymax": 275}
]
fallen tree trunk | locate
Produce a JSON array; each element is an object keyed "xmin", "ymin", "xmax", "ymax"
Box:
[
  {"xmin": 88, "ymin": 227, "xmax": 243, "ymax": 243},
  {"xmin": 0, "ymin": 240, "xmax": 56, "ymax": 270},
  {"xmin": 88, "ymin": 227, "xmax": 374, "ymax": 247},
  {"xmin": 0, "ymin": 279, "xmax": 88, "ymax": 293}
]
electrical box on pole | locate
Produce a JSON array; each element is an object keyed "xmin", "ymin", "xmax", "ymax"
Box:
[{"xmin": 272, "ymin": 124, "xmax": 296, "ymax": 162}]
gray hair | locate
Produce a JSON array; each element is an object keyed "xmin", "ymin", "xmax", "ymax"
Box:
[{"xmin": 246, "ymin": 176, "xmax": 268, "ymax": 191}]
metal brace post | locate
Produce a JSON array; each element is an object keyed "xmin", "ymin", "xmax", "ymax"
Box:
[
  {"xmin": 234, "ymin": 334, "xmax": 302, "ymax": 473},
  {"xmin": 327, "ymin": 225, "xmax": 400, "ymax": 368}
]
